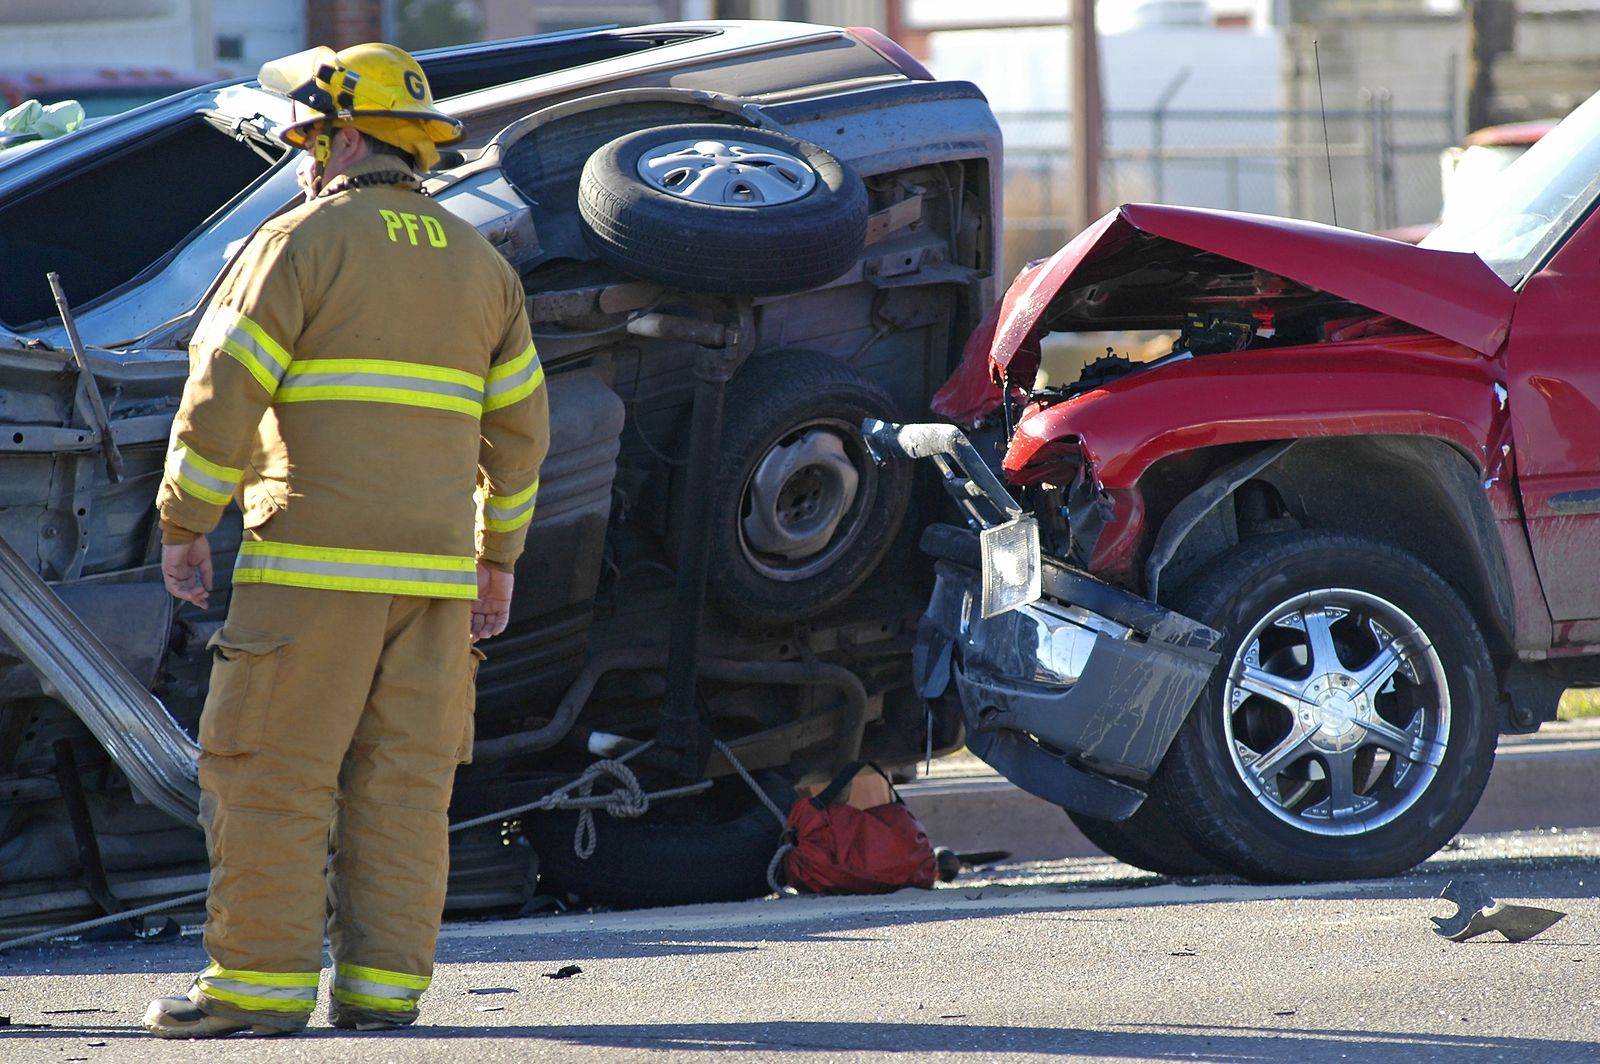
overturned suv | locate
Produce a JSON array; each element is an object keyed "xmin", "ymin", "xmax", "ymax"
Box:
[
  {"xmin": 0, "ymin": 21, "xmax": 999, "ymax": 924},
  {"xmin": 877, "ymin": 86, "xmax": 1600, "ymax": 883}
]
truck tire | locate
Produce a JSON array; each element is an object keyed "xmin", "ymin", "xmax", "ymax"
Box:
[
  {"xmin": 1067, "ymin": 799, "xmax": 1219, "ymax": 877},
  {"xmin": 707, "ymin": 350, "xmax": 911, "ymax": 623},
  {"xmin": 1155, "ymin": 531, "xmax": 1497, "ymax": 882},
  {"xmin": 577, "ymin": 123, "xmax": 867, "ymax": 296}
]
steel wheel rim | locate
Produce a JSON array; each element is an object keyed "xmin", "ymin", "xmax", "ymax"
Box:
[
  {"xmin": 737, "ymin": 420, "xmax": 871, "ymax": 582},
  {"xmin": 638, "ymin": 137, "xmax": 818, "ymax": 206},
  {"xmin": 1220, "ymin": 587, "xmax": 1451, "ymax": 837}
]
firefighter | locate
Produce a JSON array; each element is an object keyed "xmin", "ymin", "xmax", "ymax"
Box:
[{"xmin": 142, "ymin": 42, "xmax": 549, "ymax": 1038}]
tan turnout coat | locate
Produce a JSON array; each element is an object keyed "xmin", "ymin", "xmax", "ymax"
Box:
[{"xmin": 157, "ymin": 155, "xmax": 549, "ymax": 594}]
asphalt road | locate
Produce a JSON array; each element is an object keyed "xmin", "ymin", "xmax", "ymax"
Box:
[{"xmin": 1, "ymin": 828, "xmax": 1596, "ymax": 1063}]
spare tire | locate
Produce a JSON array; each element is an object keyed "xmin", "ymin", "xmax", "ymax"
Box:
[
  {"xmin": 706, "ymin": 350, "xmax": 911, "ymax": 624},
  {"xmin": 577, "ymin": 122, "xmax": 868, "ymax": 296}
]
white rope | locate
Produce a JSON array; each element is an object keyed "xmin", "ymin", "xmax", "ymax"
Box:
[
  {"xmin": 572, "ymin": 758, "xmax": 650, "ymax": 860},
  {"xmin": 712, "ymin": 739, "xmax": 796, "ymax": 896},
  {"xmin": 445, "ymin": 740, "xmax": 707, "ymax": 832}
]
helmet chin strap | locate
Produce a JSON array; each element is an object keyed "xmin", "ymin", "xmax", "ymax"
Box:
[{"xmin": 306, "ymin": 115, "xmax": 336, "ymax": 196}]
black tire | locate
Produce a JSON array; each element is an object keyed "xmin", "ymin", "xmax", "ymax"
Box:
[
  {"xmin": 1067, "ymin": 800, "xmax": 1219, "ymax": 877},
  {"xmin": 523, "ymin": 772, "xmax": 793, "ymax": 909},
  {"xmin": 1155, "ymin": 531, "xmax": 1498, "ymax": 882},
  {"xmin": 707, "ymin": 350, "xmax": 911, "ymax": 623},
  {"xmin": 577, "ymin": 122, "xmax": 868, "ymax": 296}
]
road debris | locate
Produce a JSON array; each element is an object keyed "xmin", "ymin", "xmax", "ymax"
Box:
[
  {"xmin": 934, "ymin": 848, "xmax": 1012, "ymax": 882},
  {"xmin": 466, "ymin": 987, "xmax": 518, "ymax": 995},
  {"xmin": 1430, "ymin": 878, "xmax": 1567, "ymax": 942},
  {"xmin": 544, "ymin": 965, "xmax": 582, "ymax": 979},
  {"xmin": 474, "ymin": 1005, "xmax": 505, "ymax": 1013}
]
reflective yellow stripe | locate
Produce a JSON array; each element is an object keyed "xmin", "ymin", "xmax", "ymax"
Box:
[
  {"xmin": 483, "ymin": 478, "xmax": 538, "ymax": 533},
  {"xmin": 484, "ymin": 343, "xmax": 544, "ymax": 412},
  {"xmin": 174, "ymin": 473, "xmax": 230, "ymax": 506},
  {"xmin": 276, "ymin": 358, "xmax": 486, "ymax": 417},
  {"xmin": 196, "ymin": 964, "xmax": 319, "ymax": 1015},
  {"xmin": 202, "ymin": 984, "xmax": 317, "ymax": 1014},
  {"xmin": 333, "ymin": 987, "xmax": 416, "ymax": 1012},
  {"xmin": 202, "ymin": 964, "xmax": 320, "ymax": 989},
  {"xmin": 235, "ymin": 540, "xmax": 478, "ymax": 599},
  {"xmin": 165, "ymin": 445, "xmax": 242, "ymax": 507},
  {"xmin": 486, "ymin": 343, "xmax": 536, "ymax": 385},
  {"xmin": 336, "ymin": 962, "xmax": 430, "ymax": 992},
  {"xmin": 199, "ymin": 307, "xmax": 292, "ymax": 394}
]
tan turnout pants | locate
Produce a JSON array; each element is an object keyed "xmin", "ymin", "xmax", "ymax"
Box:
[{"xmin": 191, "ymin": 583, "xmax": 476, "ymax": 1030}]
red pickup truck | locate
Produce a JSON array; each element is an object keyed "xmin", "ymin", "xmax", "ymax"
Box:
[{"xmin": 873, "ymin": 85, "xmax": 1600, "ymax": 883}]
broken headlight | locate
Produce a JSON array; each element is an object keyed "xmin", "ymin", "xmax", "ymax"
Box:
[{"xmin": 978, "ymin": 514, "xmax": 1042, "ymax": 618}]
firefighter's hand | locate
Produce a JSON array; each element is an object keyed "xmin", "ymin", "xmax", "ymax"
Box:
[
  {"xmin": 472, "ymin": 563, "xmax": 513, "ymax": 643},
  {"xmin": 161, "ymin": 537, "xmax": 213, "ymax": 609}
]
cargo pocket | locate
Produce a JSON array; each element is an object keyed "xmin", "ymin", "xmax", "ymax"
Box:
[
  {"xmin": 198, "ymin": 627, "xmax": 291, "ymax": 755},
  {"xmin": 456, "ymin": 647, "xmax": 485, "ymax": 765},
  {"xmin": 239, "ymin": 477, "xmax": 288, "ymax": 530}
]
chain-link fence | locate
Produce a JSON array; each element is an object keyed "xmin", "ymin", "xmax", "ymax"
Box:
[{"xmin": 996, "ymin": 101, "xmax": 1456, "ymax": 281}]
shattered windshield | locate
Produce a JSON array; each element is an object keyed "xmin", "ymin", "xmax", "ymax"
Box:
[{"xmin": 1422, "ymin": 88, "xmax": 1600, "ymax": 287}]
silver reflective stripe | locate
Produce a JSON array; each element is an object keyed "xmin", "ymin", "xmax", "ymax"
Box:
[
  {"xmin": 223, "ymin": 325, "xmax": 291, "ymax": 387},
  {"xmin": 484, "ymin": 492, "xmax": 536, "ymax": 526},
  {"xmin": 200, "ymin": 975, "xmax": 317, "ymax": 1003},
  {"xmin": 335, "ymin": 974, "xmax": 424, "ymax": 1003},
  {"xmin": 169, "ymin": 450, "xmax": 238, "ymax": 498},
  {"xmin": 278, "ymin": 371, "xmax": 485, "ymax": 405},
  {"xmin": 165, "ymin": 445, "xmax": 242, "ymax": 506},
  {"xmin": 236, "ymin": 551, "xmax": 478, "ymax": 591},
  {"xmin": 199, "ymin": 306, "xmax": 292, "ymax": 393},
  {"xmin": 484, "ymin": 346, "xmax": 543, "ymax": 411}
]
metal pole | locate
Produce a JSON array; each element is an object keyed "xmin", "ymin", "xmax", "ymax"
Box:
[
  {"xmin": 1069, "ymin": 0, "xmax": 1103, "ymax": 232},
  {"xmin": 1150, "ymin": 68, "xmax": 1192, "ymax": 206},
  {"xmin": 1365, "ymin": 90, "xmax": 1380, "ymax": 232},
  {"xmin": 52, "ymin": 739, "xmax": 127, "ymax": 919},
  {"xmin": 47, "ymin": 273, "xmax": 124, "ymax": 484},
  {"xmin": 1381, "ymin": 90, "xmax": 1397, "ymax": 231},
  {"xmin": 652, "ymin": 313, "xmax": 749, "ymax": 779}
]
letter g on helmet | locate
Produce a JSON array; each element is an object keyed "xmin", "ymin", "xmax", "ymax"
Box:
[{"xmin": 259, "ymin": 42, "xmax": 462, "ymax": 171}]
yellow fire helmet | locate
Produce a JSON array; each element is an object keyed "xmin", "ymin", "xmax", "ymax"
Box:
[{"xmin": 258, "ymin": 42, "xmax": 462, "ymax": 171}]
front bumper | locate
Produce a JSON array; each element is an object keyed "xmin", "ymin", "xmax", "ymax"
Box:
[{"xmin": 915, "ymin": 525, "xmax": 1220, "ymax": 820}]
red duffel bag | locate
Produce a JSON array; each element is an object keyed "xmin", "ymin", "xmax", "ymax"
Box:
[{"xmin": 782, "ymin": 761, "xmax": 938, "ymax": 894}]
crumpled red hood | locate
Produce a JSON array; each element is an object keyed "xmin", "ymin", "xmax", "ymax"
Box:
[{"xmin": 932, "ymin": 204, "xmax": 1516, "ymax": 423}]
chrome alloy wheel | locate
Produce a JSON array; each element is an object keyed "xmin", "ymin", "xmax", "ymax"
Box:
[
  {"xmin": 636, "ymin": 137, "xmax": 818, "ymax": 205},
  {"xmin": 738, "ymin": 422, "xmax": 866, "ymax": 581},
  {"xmin": 1221, "ymin": 588, "xmax": 1451, "ymax": 836}
]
